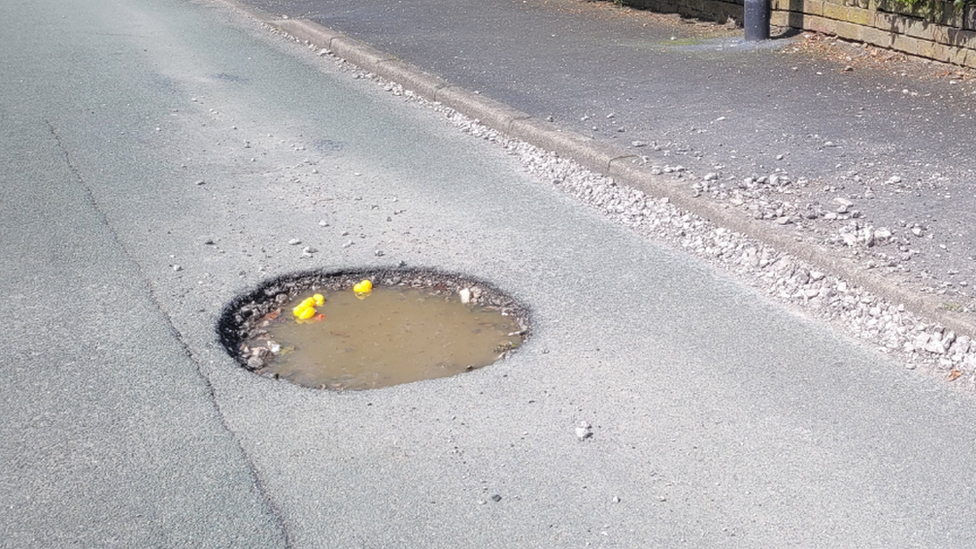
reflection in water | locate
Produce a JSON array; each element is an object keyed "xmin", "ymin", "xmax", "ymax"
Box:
[{"xmin": 249, "ymin": 286, "xmax": 524, "ymax": 390}]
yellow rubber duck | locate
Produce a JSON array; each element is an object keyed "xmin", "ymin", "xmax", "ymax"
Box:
[
  {"xmin": 353, "ymin": 279, "xmax": 373, "ymax": 296},
  {"xmin": 292, "ymin": 294, "xmax": 326, "ymax": 322}
]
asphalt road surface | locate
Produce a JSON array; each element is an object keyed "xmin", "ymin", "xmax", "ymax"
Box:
[{"xmin": 2, "ymin": 0, "xmax": 975, "ymax": 547}]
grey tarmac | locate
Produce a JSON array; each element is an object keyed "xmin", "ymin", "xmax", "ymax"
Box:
[{"xmin": 2, "ymin": 0, "xmax": 976, "ymax": 547}]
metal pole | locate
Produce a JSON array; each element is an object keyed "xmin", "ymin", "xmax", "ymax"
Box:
[{"xmin": 744, "ymin": 0, "xmax": 771, "ymax": 41}]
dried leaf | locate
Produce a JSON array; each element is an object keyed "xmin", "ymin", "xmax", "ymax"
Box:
[{"xmin": 948, "ymin": 370, "xmax": 962, "ymax": 382}]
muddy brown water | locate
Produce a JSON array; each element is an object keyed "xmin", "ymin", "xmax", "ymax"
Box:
[{"xmin": 249, "ymin": 286, "xmax": 524, "ymax": 390}]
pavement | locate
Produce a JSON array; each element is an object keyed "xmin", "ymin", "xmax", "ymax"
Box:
[
  {"xmin": 234, "ymin": 0, "xmax": 976, "ymax": 340},
  {"xmin": 3, "ymin": 0, "xmax": 976, "ymax": 547}
]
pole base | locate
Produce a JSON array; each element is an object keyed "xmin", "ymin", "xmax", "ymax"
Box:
[{"xmin": 744, "ymin": 0, "xmax": 771, "ymax": 41}]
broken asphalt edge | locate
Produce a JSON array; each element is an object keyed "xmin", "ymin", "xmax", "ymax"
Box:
[{"xmin": 218, "ymin": 4, "xmax": 976, "ymax": 342}]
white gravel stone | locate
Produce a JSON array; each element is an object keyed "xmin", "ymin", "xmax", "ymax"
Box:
[
  {"xmin": 925, "ymin": 338, "xmax": 947, "ymax": 354},
  {"xmin": 575, "ymin": 421, "xmax": 593, "ymax": 441}
]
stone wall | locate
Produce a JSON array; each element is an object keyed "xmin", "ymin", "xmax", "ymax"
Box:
[{"xmin": 625, "ymin": 0, "xmax": 976, "ymax": 69}]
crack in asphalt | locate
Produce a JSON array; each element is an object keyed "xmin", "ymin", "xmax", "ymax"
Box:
[{"xmin": 44, "ymin": 118, "xmax": 296, "ymax": 549}]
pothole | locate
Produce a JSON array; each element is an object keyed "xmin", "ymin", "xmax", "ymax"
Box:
[{"xmin": 218, "ymin": 269, "xmax": 530, "ymax": 390}]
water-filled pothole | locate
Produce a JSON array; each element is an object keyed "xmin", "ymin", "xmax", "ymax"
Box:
[{"xmin": 219, "ymin": 270, "xmax": 530, "ymax": 390}]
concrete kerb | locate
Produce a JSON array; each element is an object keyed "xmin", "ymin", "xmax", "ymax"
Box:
[
  {"xmin": 265, "ymin": 17, "xmax": 976, "ymax": 342},
  {"xmin": 374, "ymin": 60, "xmax": 449, "ymax": 100},
  {"xmin": 329, "ymin": 37, "xmax": 397, "ymax": 68},
  {"xmin": 272, "ymin": 18, "xmax": 344, "ymax": 49},
  {"xmin": 432, "ymin": 87, "xmax": 533, "ymax": 134},
  {"xmin": 508, "ymin": 118, "xmax": 628, "ymax": 174}
]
